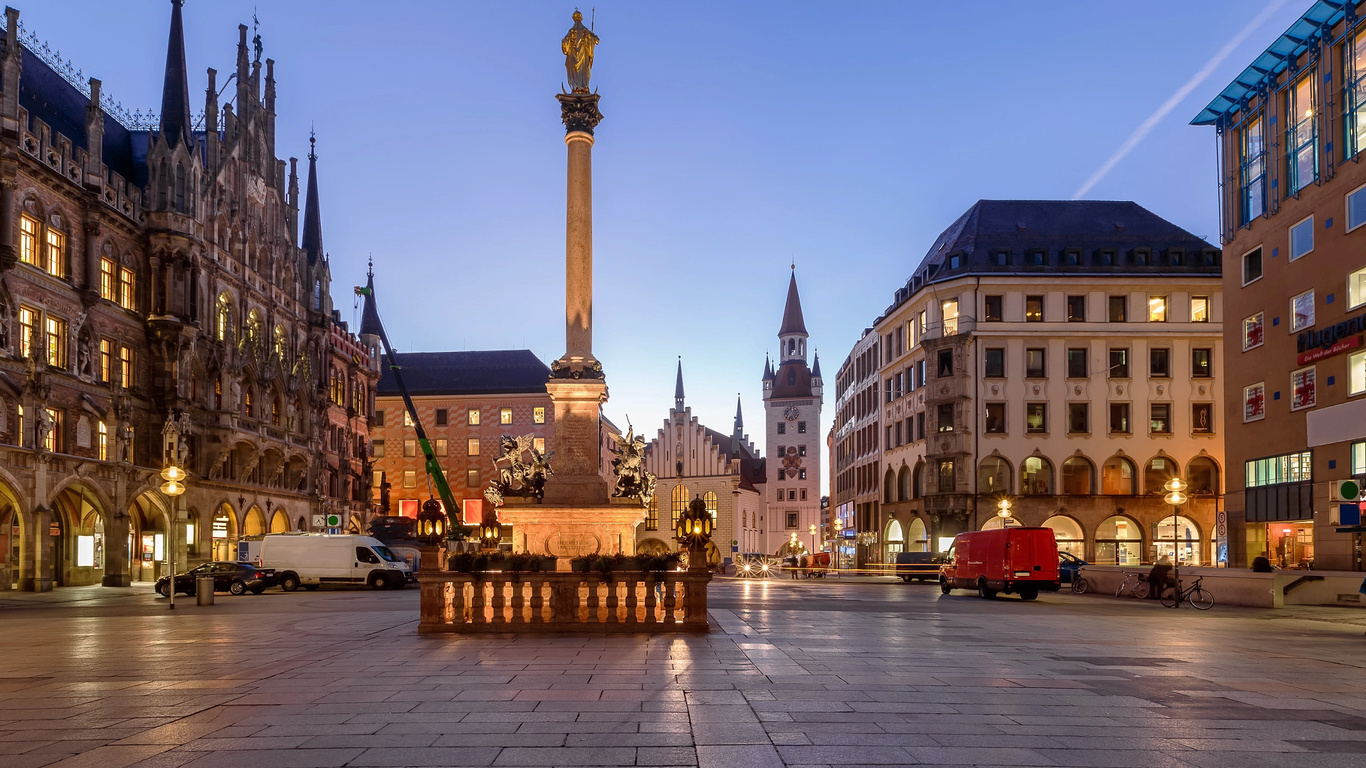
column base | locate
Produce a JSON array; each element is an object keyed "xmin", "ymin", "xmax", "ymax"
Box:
[{"xmin": 102, "ymin": 574, "xmax": 131, "ymax": 587}]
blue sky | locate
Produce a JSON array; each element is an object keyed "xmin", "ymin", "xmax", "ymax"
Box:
[{"xmin": 28, "ymin": 1, "xmax": 1306, "ymax": 493}]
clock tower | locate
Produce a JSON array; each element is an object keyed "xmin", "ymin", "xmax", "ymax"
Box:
[{"xmin": 762, "ymin": 269, "xmax": 824, "ymax": 555}]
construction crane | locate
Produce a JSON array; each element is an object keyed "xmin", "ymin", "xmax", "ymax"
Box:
[{"xmin": 354, "ymin": 280, "xmax": 465, "ymax": 540}]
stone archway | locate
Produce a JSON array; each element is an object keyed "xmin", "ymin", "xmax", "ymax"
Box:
[
  {"xmin": 0, "ymin": 475, "xmax": 26, "ymax": 591},
  {"xmin": 126, "ymin": 491, "xmax": 170, "ymax": 583},
  {"xmin": 243, "ymin": 507, "xmax": 266, "ymax": 536},
  {"xmin": 49, "ymin": 482, "xmax": 116, "ymax": 587},
  {"xmin": 269, "ymin": 510, "xmax": 290, "ymax": 533}
]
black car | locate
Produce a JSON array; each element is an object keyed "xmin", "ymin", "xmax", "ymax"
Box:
[{"xmin": 156, "ymin": 561, "xmax": 278, "ymax": 597}]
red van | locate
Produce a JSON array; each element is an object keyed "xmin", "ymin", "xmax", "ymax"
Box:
[{"xmin": 939, "ymin": 527, "xmax": 1060, "ymax": 600}]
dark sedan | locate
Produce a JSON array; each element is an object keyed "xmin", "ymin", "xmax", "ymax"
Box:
[{"xmin": 156, "ymin": 562, "xmax": 277, "ymax": 597}]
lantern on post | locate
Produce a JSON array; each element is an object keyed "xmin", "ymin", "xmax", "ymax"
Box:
[
  {"xmin": 418, "ymin": 498, "xmax": 446, "ymax": 547},
  {"xmin": 675, "ymin": 496, "xmax": 714, "ymax": 571},
  {"xmin": 479, "ymin": 509, "xmax": 502, "ymax": 551}
]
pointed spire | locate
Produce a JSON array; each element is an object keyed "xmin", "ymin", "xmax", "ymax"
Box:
[
  {"xmin": 779, "ymin": 269, "xmax": 808, "ymax": 337},
  {"xmin": 301, "ymin": 130, "xmax": 323, "ymax": 264},
  {"xmin": 359, "ymin": 258, "xmax": 382, "ymax": 339},
  {"xmin": 762, "ymin": 354, "xmax": 775, "ymax": 381},
  {"xmin": 674, "ymin": 357, "xmax": 685, "ymax": 410},
  {"xmin": 733, "ymin": 394, "xmax": 744, "ymax": 433},
  {"xmin": 159, "ymin": 0, "xmax": 193, "ymax": 148},
  {"xmin": 812, "ymin": 351, "xmax": 822, "ymax": 379}
]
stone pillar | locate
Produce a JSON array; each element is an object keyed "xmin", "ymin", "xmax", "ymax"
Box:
[
  {"xmin": 0, "ymin": 177, "xmax": 15, "ymax": 272},
  {"xmin": 542, "ymin": 378, "xmax": 609, "ymax": 506},
  {"xmin": 564, "ymin": 130, "xmax": 594, "ymax": 364},
  {"xmin": 28, "ymin": 505, "xmax": 52, "ymax": 592},
  {"xmin": 83, "ymin": 218, "xmax": 101, "ymax": 295},
  {"xmin": 102, "ymin": 513, "xmax": 130, "ymax": 587}
]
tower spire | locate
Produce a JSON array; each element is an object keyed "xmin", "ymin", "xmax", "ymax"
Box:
[
  {"xmin": 674, "ymin": 357, "xmax": 685, "ymax": 410},
  {"xmin": 779, "ymin": 270, "xmax": 808, "ymax": 337},
  {"xmin": 734, "ymin": 394, "xmax": 744, "ymax": 432},
  {"xmin": 158, "ymin": 0, "xmax": 193, "ymax": 148},
  {"xmin": 301, "ymin": 129, "xmax": 323, "ymax": 264},
  {"xmin": 359, "ymin": 259, "xmax": 381, "ymax": 340}
]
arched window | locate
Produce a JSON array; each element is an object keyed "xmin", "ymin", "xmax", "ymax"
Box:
[
  {"xmin": 883, "ymin": 469, "xmax": 896, "ymax": 503},
  {"xmin": 1144, "ymin": 456, "xmax": 1178, "ymax": 494},
  {"xmin": 897, "ymin": 466, "xmax": 910, "ymax": 502},
  {"xmin": 645, "ymin": 495, "xmax": 658, "ymax": 531},
  {"xmin": 702, "ymin": 491, "xmax": 718, "ymax": 518},
  {"xmin": 983, "ymin": 515, "xmax": 1023, "ymax": 530},
  {"xmin": 158, "ymin": 160, "xmax": 169, "ymax": 209},
  {"xmin": 912, "ymin": 461, "xmax": 924, "ymax": 499},
  {"xmin": 245, "ymin": 309, "xmax": 263, "ymax": 353},
  {"xmin": 885, "ymin": 519, "xmax": 904, "ymax": 555},
  {"xmin": 977, "ymin": 456, "xmax": 1011, "ymax": 494},
  {"xmin": 1095, "ymin": 515, "xmax": 1143, "ymax": 565},
  {"xmin": 1154, "ymin": 515, "xmax": 1203, "ymax": 565},
  {"xmin": 1186, "ymin": 456, "xmax": 1220, "ymax": 494},
  {"xmin": 1021, "ymin": 456, "xmax": 1052, "ymax": 495},
  {"xmin": 273, "ymin": 324, "xmax": 288, "ymax": 360},
  {"xmin": 271, "ymin": 395, "xmax": 281, "ymax": 427},
  {"xmin": 243, "ymin": 387, "xmax": 253, "ymax": 418},
  {"xmin": 906, "ymin": 518, "xmax": 927, "ymax": 552},
  {"xmin": 671, "ymin": 484, "xmax": 690, "ymax": 527},
  {"xmin": 174, "ymin": 163, "xmax": 186, "ymax": 213},
  {"xmin": 1101, "ymin": 455, "xmax": 1136, "ymax": 495},
  {"xmin": 1043, "ymin": 515, "xmax": 1084, "ymax": 557},
  {"xmin": 1061, "ymin": 456, "xmax": 1094, "ymax": 495},
  {"xmin": 216, "ymin": 293, "xmax": 233, "ymax": 341}
]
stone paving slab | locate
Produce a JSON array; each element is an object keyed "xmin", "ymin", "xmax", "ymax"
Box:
[{"xmin": 1, "ymin": 581, "xmax": 1366, "ymax": 767}]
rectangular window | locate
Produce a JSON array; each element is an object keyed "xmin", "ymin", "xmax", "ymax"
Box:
[
  {"xmin": 467, "ymin": 438, "xmax": 480, "ymax": 456},
  {"xmin": 374, "ymin": 410, "xmax": 385, "ymax": 427},
  {"xmin": 1243, "ymin": 312, "xmax": 1264, "ymax": 351},
  {"xmin": 984, "ymin": 295, "xmax": 1002, "ymax": 322},
  {"xmin": 467, "ymin": 408, "xmax": 480, "ymax": 426},
  {"xmin": 941, "ymin": 299, "xmax": 959, "ymax": 336},
  {"xmin": 403, "ymin": 470, "xmax": 416, "ymax": 489},
  {"xmin": 1242, "ymin": 247, "xmax": 1263, "ymax": 286},
  {"xmin": 435, "ymin": 409, "xmax": 448, "ymax": 426},
  {"xmin": 1149, "ymin": 348, "xmax": 1170, "ymax": 378},
  {"xmin": 119, "ymin": 267, "xmax": 136, "ymax": 310},
  {"xmin": 1109, "ymin": 348, "xmax": 1129, "ymax": 378},
  {"xmin": 1351, "ymin": 349, "xmax": 1366, "ymax": 396},
  {"xmin": 1110, "ymin": 403, "xmax": 1131, "ymax": 434},
  {"xmin": 466, "ymin": 468, "xmax": 479, "ymax": 487},
  {"xmin": 1356, "ymin": 442, "xmax": 1366, "ymax": 476},
  {"xmin": 1066, "ymin": 348, "xmax": 1087, "ymax": 378},
  {"xmin": 1245, "ymin": 451, "xmax": 1313, "ymax": 487},
  {"xmin": 434, "ymin": 438, "xmax": 448, "ymax": 457},
  {"xmin": 1150, "ymin": 403, "xmax": 1171, "ymax": 434},
  {"xmin": 18, "ymin": 306, "xmax": 35, "ymax": 359},
  {"xmin": 1241, "ymin": 117, "xmax": 1266, "ymax": 223},
  {"xmin": 500, "ymin": 407, "xmax": 513, "ymax": 425},
  {"xmin": 1350, "ymin": 267, "xmax": 1366, "ymax": 310},
  {"xmin": 533, "ymin": 437, "xmax": 546, "ymax": 453},
  {"xmin": 1025, "ymin": 403, "xmax": 1046, "ymax": 434},
  {"xmin": 916, "ymin": 412, "xmax": 925, "ymax": 440},
  {"xmin": 984, "ymin": 348, "xmax": 1005, "ymax": 378},
  {"xmin": 777, "ymin": 423, "xmax": 785, "ymax": 435},
  {"xmin": 403, "ymin": 439, "xmax": 416, "ymax": 457},
  {"xmin": 1192, "ymin": 348, "xmax": 1212, "ymax": 378},
  {"xmin": 97, "ymin": 421, "xmax": 108, "ymax": 461},
  {"xmin": 937, "ymin": 348, "xmax": 953, "ymax": 377},
  {"xmin": 1108, "ymin": 295, "xmax": 1127, "ymax": 322},
  {"xmin": 1291, "ymin": 366, "xmax": 1317, "ymax": 411},
  {"xmin": 937, "ymin": 403, "xmax": 954, "ymax": 433},
  {"xmin": 937, "ymin": 460, "xmax": 955, "ymax": 493},
  {"xmin": 1066, "ymin": 295, "xmax": 1086, "ymax": 322},
  {"xmin": 797, "ymin": 421, "xmax": 807, "ymax": 434},
  {"xmin": 1148, "ymin": 295, "xmax": 1168, "ymax": 322},
  {"xmin": 1290, "ymin": 216, "xmax": 1315, "ymax": 261},
  {"xmin": 533, "ymin": 406, "xmax": 546, "ymax": 424},
  {"xmin": 1068, "ymin": 402, "xmax": 1089, "ymax": 434},
  {"xmin": 1287, "ymin": 74, "xmax": 1318, "ymax": 196},
  {"xmin": 43, "ymin": 227, "xmax": 64, "ymax": 277},
  {"xmin": 1291, "ymin": 290, "xmax": 1315, "ymax": 331},
  {"xmin": 1191, "ymin": 296, "xmax": 1210, "ymax": 323},
  {"xmin": 44, "ymin": 408, "xmax": 61, "ymax": 452},
  {"xmin": 1192, "ymin": 403, "xmax": 1213, "ymax": 434},
  {"xmin": 985, "ymin": 403, "xmax": 1005, "ymax": 434},
  {"xmin": 1025, "ymin": 348, "xmax": 1045, "ymax": 378},
  {"xmin": 372, "ymin": 439, "xmax": 385, "ymax": 458},
  {"xmin": 1244, "ymin": 381, "xmax": 1266, "ymax": 422},
  {"xmin": 1025, "ymin": 295, "xmax": 1044, "ymax": 322},
  {"xmin": 100, "ymin": 258, "xmax": 117, "ymax": 301},
  {"xmin": 45, "ymin": 315, "xmax": 67, "ymax": 369},
  {"xmin": 118, "ymin": 345, "xmax": 133, "ymax": 387},
  {"xmin": 18, "ymin": 214, "xmax": 38, "ymax": 266}
]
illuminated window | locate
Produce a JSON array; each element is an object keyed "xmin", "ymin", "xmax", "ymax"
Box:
[
  {"xmin": 216, "ymin": 293, "xmax": 232, "ymax": 341},
  {"xmin": 533, "ymin": 437, "xmax": 545, "ymax": 453},
  {"xmin": 435, "ymin": 439, "xmax": 448, "ymax": 457},
  {"xmin": 941, "ymin": 299, "xmax": 959, "ymax": 336},
  {"xmin": 271, "ymin": 396, "xmax": 280, "ymax": 426},
  {"xmin": 243, "ymin": 388, "xmax": 252, "ymax": 417},
  {"xmin": 43, "ymin": 408, "xmax": 60, "ymax": 452},
  {"xmin": 1348, "ymin": 29, "xmax": 1366, "ymax": 158},
  {"xmin": 119, "ymin": 345, "xmax": 133, "ymax": 387},
  {"xmin": 100, "ymin": 258, "xmax": 117, "ymax": 300},
  {"xmin": 671, "ymin": 484, "xmax": 690, "ymax": 527},
  {"xmin": 97, "ymin": 421, "xmax": 107, "ymax": 461},
  {"xmin": 533, "ymin": 406, "xmax": 546, "ymax": 424},
  {"xmin": 467, "ymin": 438, "xmax": 480, "ymax": 456},
  {"xmin": 18, "ymin": 213, "xmax": 38, "ymax": 266},
  {"xmin": 703, "ymin": 491, "xmax": 718, "ymax": 518},
  {"xmin": 1191, "ymin": 296, "xmax": 1210, "ymax": 323},
  {"xmin": 45, "ymin": 316, "xmax": 67, "ymax": 368},
  {"xmin": 1025, "ymin": 295, "xmax": 1043, "ymax": 322},
  {"xmin": 119, "ymin": 267, "xmax": 135, "ymax": 310},
  {"xmin": 645, "ymin": 495, "xmax": 658, "ymax": 531},
  {"xmin": 404, "ymin": 439, "xmax": 416, "ymax": 457},
  {"xmin": 467, "ymin": 408, "xmax": 480, "ymax": 426},
  {"xmin": 17, "ymin": 306, "xmax": 36, "ymax": 359},
  {"xmin": 245, "ymin": 309, "xmax": 263, "ymax": 351},
  {"xmin": 372, "ymin": 439, "xmax": 385, "ymax": 458},
  {"xmin": 1147, "ymin": 296, "xmax": 1168, "ymax": 322},
  {"xmin": 403, "ymin": 410, "xmax": 414, "ymax": 427},
  {"xmin": 15, "ymin": 405, "xmax": 21, "ymax": 448},
  {"xmin": 1241, "ymin": 117, "xmax": 1265, "ymax": 223},
  {"xmin": 43, "ymin": 227, "xmax": 64, "ymax": 277},
  {"xmin": 403, "ymin": 470, "xmax": 416, "ymax": 489},
  {"xmin": 500, "ymin": 407, "xmax": 513, "ymax": 425},
  {"xmin": 466, "ymin": 468, "xmax": 479, "ymax": 487},
  {"xmin": 1287, "ymin": 74, "xmax": 1318, "ymax": 196}
]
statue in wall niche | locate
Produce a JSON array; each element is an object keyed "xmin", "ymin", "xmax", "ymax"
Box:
[
  {"xmin": 34, "ymin": 407, "xmax": 53, "ymax": 451},
  {"xmin": 208, "ymin": 449, "xmax": 229, "ymax": 480},
  {"xmin": 76, "ymin": 331, "xmax": 94, "ymax": 381},
  {"xmin": 0, "ymin": 300, "xmax": 12, "ymax": 356},
  {"xmin": 229, "ymin": 378, "xmax": 241, "ymax": 409}
]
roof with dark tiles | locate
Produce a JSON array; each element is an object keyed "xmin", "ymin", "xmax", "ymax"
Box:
[{"xmin": 377, "ymin": 350, "xmax": 550, "ymax": 397}]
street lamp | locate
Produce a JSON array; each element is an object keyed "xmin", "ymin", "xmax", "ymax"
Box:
[
  {"xmin": 997, "ymin": 497, "xmax": 1013, "ymax": 525},
  {"xmin": 478, "ymin": 508, "xmax": 502, "ymax": 551},
  {"xmin": 160, "ymin": 462, "xmax": 187, "ymax": 611},
  {"xmin": 675, "ymin": 496, "xmax": 714, "ymax": 572},
  {"xmin": 418, "ymin": 498, "xmax": 446, "ymax": 547},
  {"xmin": 1163, "ymin": 477, "xmax": 1189, "ymax": 604},
  {"xmin": 808, "ymin": 523, "xmax": 818, "ymax": 556}
]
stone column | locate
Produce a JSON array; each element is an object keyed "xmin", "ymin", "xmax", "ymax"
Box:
[
  {"xmin": 103, "ymin": 513, "xmax": 130, "ymax": 587},
  {"xmin": 553, "ymin": 93, "xmax": 603, "ymax": 374},
  {"xmin": 0, "ymin": 177, "xmax": 16, "ymax": 272},
  {"xmin": 28, "ymin": 505, "xmax": 52, "ymax": 592}
]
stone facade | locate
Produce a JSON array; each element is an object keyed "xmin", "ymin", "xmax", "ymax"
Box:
[
  {"xmin": 831, "ymin": 328, "xmax": 881, "ymax": 567},
  {"xmin": 0, "ymin": 3, "xmax": 375, "ymax": 591}
]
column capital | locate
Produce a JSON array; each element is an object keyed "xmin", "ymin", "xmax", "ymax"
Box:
[{"xmin": 556, "ymin": 92, "xmax": 603, "ymax": 135}]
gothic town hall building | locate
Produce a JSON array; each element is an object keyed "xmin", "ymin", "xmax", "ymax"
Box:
[{"xmin": 0, "ymin": 2, "xmax": 376, "ymax": 591}]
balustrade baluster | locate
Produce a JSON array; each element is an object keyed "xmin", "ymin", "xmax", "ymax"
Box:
[
  {"xmin": 491, "ymin": 576, "xmax": 506, "ymax": 624},
  {"xmin": 624, "ymin": 576, "xmax": 638, "ymax": 624},
  {"xmin": 452, "ymin": 578, "xmax": 467, "ymax": 625},
  {"xmin": 643, "ymin": 575, "xmax": 657, "ymax": 624},
  {"xmin": 663, "ymin": 579, "xmax": 677, "ymax": 624},
  {"xmin": 587, "ymin": 579, "xmax": 601, "ymax": 623},
  {"xmin": 511, "ymin": 579, "xmax": 526, "ymax": 624},
  {"xmin": 605, "ymin": 578, "xmax": 619, "ymax": 623},
  {"xmin": 530, "ymin": 578, "xmax": 544, "ymax": 623},
  {"xmin": 470, "ymin": 578, "xmax": 486, "ymax": 625}
]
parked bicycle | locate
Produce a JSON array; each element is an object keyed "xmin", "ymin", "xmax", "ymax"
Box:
[
  {"xmin": 1160, "ymin": 576, "xmax": 1214, "ymax": 610},
  {"xmin": 1115, "ymin": 572, "xmax": 1150, "ymax": 599},
  {"xmin": 1071, "ymin": 576, "xmax": 1090, "ymax": 594}
]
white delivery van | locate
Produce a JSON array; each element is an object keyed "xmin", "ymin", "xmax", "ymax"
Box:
[{"xmin": 256, "ymin": 534, "xmax": 412, "ymax": 591}]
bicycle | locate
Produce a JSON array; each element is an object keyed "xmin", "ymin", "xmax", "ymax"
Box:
[
  {"xmin": 1070, "ymin": 576, "xmax": 1090, "ymax": 594},
  {"xmin": 1114, "ymin": 572, "xmax": 1150, "ymax": 599},
  {"xmin": 1160, "ymin": 576, "xmax": 1214, "ymax": 610}
]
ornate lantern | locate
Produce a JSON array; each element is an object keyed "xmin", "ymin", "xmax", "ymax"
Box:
[
  {"xmin": 674, "ymin": 496, "xmax": 713, "ymax": 548},
  {"xmin": 479, "ymin": 510, "xmax": 502, "ymax": 550},
  {"xmin": 418, "ymin": 498, "xmax": 446, "ymax": 547}
]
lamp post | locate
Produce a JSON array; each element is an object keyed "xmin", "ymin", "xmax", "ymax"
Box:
[
  {"xmin": 1163, "ymin": 477, "xmax": 1189, "ymax": 605},
  {"xmin": 997, "ymin": 497, "xmax": 1013, "ymax": 526},
  {"xmin": 418, "ymin": 498, "xmax": 447, "ymax": 547},
  {"xmin": 160, "ymin": 463, "xmax": 187, "ymax": 611},
  {"xmin": 675, "ymin": 496, "xmax": 714, "ymax": 572},
  {"xmin": 808, "ymin": 523, "xmax": 818, "ymax": 557},
  {"xmin": 478, "ymin": 508, "xmax": 502, "ymax": 552}
]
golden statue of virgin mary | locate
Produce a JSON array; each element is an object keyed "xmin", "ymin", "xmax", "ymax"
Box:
[{"xmin": 562, "ymin": 10, "xmax": 599, "ymax": 93}]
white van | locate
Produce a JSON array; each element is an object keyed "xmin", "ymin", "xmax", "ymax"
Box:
[{"xmin": 257, "ymin": 534, "xmax": 412, "ymax": 591}]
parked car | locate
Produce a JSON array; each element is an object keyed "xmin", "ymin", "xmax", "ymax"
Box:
[
  {"xmin": 256, "ymin": 534, "xmax": 412, "ymax": 590},
  {"xmin": 939, "ymin": 527, "xmax": 1061, "ymax": 600},
  {"xmin": 1058, "ymin": 551, "xmax": 1086, "ymax": 584},
  {"xmin": 156, "ymin": 561, "xmax": 277, "ymax": 597},
  {"xmin": 894, "ymin": 551, "xmax": 941, "ymax": 582}
]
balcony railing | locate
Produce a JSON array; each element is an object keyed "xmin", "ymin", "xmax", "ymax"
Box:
[{"xmin": 418, "ymin": 570, "xmax": 710, "ymax": 634}]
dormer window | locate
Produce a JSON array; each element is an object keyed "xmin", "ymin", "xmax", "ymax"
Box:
[
  {"xmin": 1027, "ymin": 250, "xmax": 1047, "ymax": 266},
  {"xmin": 1095, "ymin": 248, "xmax": 1117, "ymax": 266},
  {"xmin": 1063, "ymin": 249, "xmax": 1082, "ymax": 266}
]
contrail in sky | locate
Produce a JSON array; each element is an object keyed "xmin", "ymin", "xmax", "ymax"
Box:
[{"xmin": 1072, "ymin": 0, "xmax": 1289, "ymax": 200}]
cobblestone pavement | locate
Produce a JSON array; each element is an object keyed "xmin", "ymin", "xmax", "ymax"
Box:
[{"xmin": 3, "ymin": 579, "xmax": 1366, "ymax": 768}]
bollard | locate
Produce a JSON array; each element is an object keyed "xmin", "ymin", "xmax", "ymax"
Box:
[{"xmin": 196, "ymin": 576, "xmax": 215, "ymax": 606}]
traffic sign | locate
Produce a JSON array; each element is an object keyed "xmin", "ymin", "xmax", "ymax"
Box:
[
  {"xmin": 326, "ymin": 513, "xmax": 342, "ymax": 527},
  {"xmin": 1333, "ymin": 479, "xmax": 1361, "ymax": 501},
  {"xmin": 312, "ymin": 515, "xmax": 326, "ymax": 528}
]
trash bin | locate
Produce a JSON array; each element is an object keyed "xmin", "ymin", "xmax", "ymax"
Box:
[{"xmin": 196, "ymin": 576, "xmax": 215, "ymax": 606}]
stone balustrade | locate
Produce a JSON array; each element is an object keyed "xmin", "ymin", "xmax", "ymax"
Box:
[{"xmin": 418, "ymin": 569, "xmax": 711, "ymax": 633}]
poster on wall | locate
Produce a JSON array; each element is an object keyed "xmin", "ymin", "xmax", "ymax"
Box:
[
  {"xmin": 1291, "ymin": 367, "xmax": 1316, "ymax": 411},
  {"xmin": 1243, "ymin": 382, "xmax": 1265, "ymax": 422},
  {"xmin": 1243, "ymin": 312, "xmax": 1264, "ymax": 350}
]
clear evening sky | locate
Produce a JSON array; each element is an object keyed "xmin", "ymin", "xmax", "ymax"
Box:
[{"xmin": 29, "ymin": 1, "xmax": 1303, "ymax": 494}]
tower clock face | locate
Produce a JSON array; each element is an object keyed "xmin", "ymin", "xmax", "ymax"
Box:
[{"xmin": 783, "ymin": 406, "xmax": 800, "ymax": 421}]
